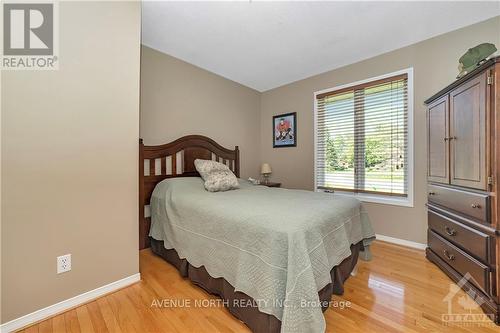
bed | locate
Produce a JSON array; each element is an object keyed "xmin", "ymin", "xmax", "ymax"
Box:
[{"xmin": 139, "ymin": 135, "xmax": 375, "ymax": 333}]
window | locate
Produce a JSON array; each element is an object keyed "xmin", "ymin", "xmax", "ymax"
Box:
[{"xmin": 314, "ymin": 69, "xmax": 413, "ymax": 206}]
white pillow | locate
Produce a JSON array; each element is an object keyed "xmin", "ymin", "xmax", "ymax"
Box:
[{"xmin": 194, "ymin": 159, "xmax": 239, "ymax": 192}]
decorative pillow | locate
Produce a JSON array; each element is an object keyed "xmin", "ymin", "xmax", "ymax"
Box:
[{"xmin": 194, "ymin": 159, "xmax": 239, "ymax": 192}]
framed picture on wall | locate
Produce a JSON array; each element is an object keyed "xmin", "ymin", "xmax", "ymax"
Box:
[{"xmin": 273, "ymin": 112, "xmax": 297, "ymax": 148}]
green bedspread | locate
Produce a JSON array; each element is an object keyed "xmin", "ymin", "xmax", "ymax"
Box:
[{"xmin": 150, "ymin": 177, "xmax": 375, "ymax": 333}]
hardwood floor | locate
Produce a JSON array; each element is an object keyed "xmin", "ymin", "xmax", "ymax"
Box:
[{"xmin": 18, "ymin": 241, "xmax": 500, "ymax": 333}]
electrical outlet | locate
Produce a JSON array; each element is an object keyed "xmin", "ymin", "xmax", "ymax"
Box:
[{"xmin": 57, "ymin": 254, "xmax": 71, "ymax": 274}]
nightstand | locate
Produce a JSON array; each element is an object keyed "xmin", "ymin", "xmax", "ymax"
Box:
[{"xmin": 259, "ymin": 182, "xmax": 281, "ymax": 188}]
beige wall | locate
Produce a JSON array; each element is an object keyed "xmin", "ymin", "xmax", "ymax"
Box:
[
  {"xmin": 1, "ymin": 2, "xmax": 141, "ymax": 323},
  {"xmin": 140, "ymin": 46, "xmax": 262, "ymax": 178},
  {"xmin": 260, "ymin": 17, "xmax": 500, "ymax": 244}
]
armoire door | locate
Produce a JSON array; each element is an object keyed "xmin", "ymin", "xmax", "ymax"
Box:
[
  {"xmin": 427, "ymin": 95, "xmax": 449, "ymax": 184},
  {"xmin": 449, "ymin": 72, "xmax": 488, "ymax": 190}
]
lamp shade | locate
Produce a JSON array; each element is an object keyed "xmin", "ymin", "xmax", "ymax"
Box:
[{"xmin": 261, "ymin": 163, "xmax": 272, "ymax": 174}]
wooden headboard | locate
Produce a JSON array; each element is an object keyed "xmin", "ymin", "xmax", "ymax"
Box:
[{"xmin": 139, "ymin": 135, "xmax": 240, "ymax": 249}]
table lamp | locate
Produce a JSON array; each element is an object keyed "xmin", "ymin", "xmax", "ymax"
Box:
[{"xmin": 261, "ymin": 163, "xmax": 272, "ymax": 184}]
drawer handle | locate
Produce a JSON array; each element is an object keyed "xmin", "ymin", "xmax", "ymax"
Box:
[
  {"xmin": 443, "ymin": 250, "xmax": 455, "ymax": 261},
  {"xmin": 428, "ymin": 191, "xmax": 436, "ymax": 196},
  {"xmin": 471, "ymin": 204, "xmax": 481, "ymax": 209},
  {"xmin": 444, "ymin": 226, "xmax": 456, "ymax": 236}
]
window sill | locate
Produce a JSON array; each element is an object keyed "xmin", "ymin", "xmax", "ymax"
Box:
[{"xmin": 317, "ymin": 189, "xmax": 414, "ymax": 208}]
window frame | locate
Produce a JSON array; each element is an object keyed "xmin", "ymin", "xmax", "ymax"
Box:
[{"xmin": 313, "ymin": 68, "xmax": 414, "ymax": 207}]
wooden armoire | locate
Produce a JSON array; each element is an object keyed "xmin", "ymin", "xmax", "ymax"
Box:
[{"xmin": 425, "ymin": 56, "xmax": 500, "ymax": 323}]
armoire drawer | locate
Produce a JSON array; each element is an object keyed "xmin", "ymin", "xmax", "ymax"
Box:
[
  {"xmin": 428, "ymin": 230, "xmax": 490, "ymax": 294},
  {"xmin": 428, "ymin": 209, "xmax": 491, "ymax": 263},
  {"xmin": 428, "ymin": 184, "xmax": 489, "ymax": 222}
]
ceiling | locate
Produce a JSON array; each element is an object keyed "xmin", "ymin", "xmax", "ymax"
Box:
[{"xmin": 142, "ymin": 1, "xmax": 500, "ymax": 92}]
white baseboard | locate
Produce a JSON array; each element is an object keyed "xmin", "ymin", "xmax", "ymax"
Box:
[
  {"xmin": 0, "ymin": 273, "xmax": 140, "ymax": 333},
  {"xmin": 376, "ymin": 234, "xmax": 427, "ymax": 250}
]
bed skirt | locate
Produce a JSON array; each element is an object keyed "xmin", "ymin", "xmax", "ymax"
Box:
[{"xmin": 150, "ymin": 238, "xmax": 362, "ymax": 333}]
